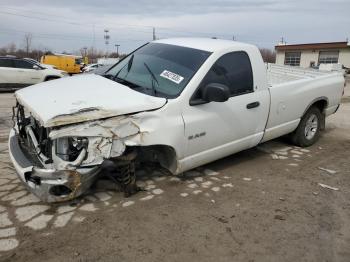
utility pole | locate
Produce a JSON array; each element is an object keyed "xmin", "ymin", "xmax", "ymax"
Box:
[
  {"xmin": 92, "ymin": 24, "xmax": 96, "ymax": 49},
  {"xmin": 153, "ymin": 27, "xmax": 156, "ymax": 41},
  {"xmin": 115, "ymin": 44, "xmax": 120, "ymax": 57},
  {"xmin": 104, "ymin": 29, "xmax": 110, "ymax": 57},
  {"xmin": 83, "ymin": 47, "xmax": 87, "ymax": 58}
]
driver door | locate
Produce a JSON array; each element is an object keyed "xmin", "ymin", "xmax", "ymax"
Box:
[{"xmin": 181, "ymin": 51, "xmax": 269, "ymax": 170}]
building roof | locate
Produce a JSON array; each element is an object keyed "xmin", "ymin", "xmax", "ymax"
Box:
[{"xmin": 275, "ymin": 42, "xmax": 350, "ymax": 51}]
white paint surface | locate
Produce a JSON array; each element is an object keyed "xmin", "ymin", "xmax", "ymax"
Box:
[
  {"xmin": 0, "ymin": 238, "xmax": 19, "ymax": 251},
  {"xmin": 79, "ymin": 203, "xmax": 98, "ymax": 212},
  {"xmin": 25, "ymin": 214, "xmax": 53, "ymax": 230},
  {"xmin": 72, "ymin": 216, "xmax": 86, "ymax": 223},
  {"xmin": 194, "ymin": 177, "xmax": 204, "ymax": 182},
  {"xmin": 95, "ymin": 192, "xmax": 112, "ymax": 201},
  {"xmin": 57, "ymin": 205, "xmax": 77, "ymax": 214},
  {"xmin": 154, "ymin": 177, "xmax": 166, "ymax": 182},
  {"xmin": 2, "ymin": 191, "xmax": 27, "ymax": 201},
  {"xmin": 0, "ymin": 213, "xmax": 13, "ymax": 227},
  {"xmin": 0, "ymin": 227, "xmax": 16, "ymax": 238},
  {"xmin": 211, "ymin": 187, "xmax": 220, "ymax": 192},
  {"xmin": 201, "ymin": 181, "xmax": 213, "ymax": 188},
  {"xmin": 0, "ymin": 184, "xmax": 17, "ymax": 192},
  {"xmin": 140, "ymin": 195, "xmax": 154, "ymax": 201},
  {"xmin": 54, "ymin": 212, "xmax": 74, "ymax": 228},
  {"xmin": 145, "ymin": 184, "xmax": 156, "ymax": 190},
  {"xmin": 122, "ymin": 201, "xmax": 135, "ymax": 207},
  {"xmin": 11, "ymin": 194, "xmax": 40, "ymax": 206},
  {"xmin": 152, "ymin": 189, "xmax": 164, "ymax": 195},
  {"xmin": 15, "ymin": 205, "xmax": 50, "ymax": 222},
  {"xmin": 204, "ymin": 169, "xmax": 219, "ymax": 176}
]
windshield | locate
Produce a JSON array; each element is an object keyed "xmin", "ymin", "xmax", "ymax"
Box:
[
  {"xmin": 75, "ymin": 58, "xmax": 83, "ymax": 64},
  {"xmin": 106, "ymin": 43, "xmax": 211, "ymax": 98}
]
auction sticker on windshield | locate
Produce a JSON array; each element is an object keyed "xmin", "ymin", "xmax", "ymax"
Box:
[{"xmin": 160, "ymin": 70, "xmax": 184, "ymax": 84}]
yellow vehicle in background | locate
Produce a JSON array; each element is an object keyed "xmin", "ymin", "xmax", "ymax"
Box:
[{"xmin": 40, "ymin": 54, "xmax": 88, "ymax": 74}]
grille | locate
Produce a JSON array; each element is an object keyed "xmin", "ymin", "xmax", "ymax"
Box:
[{"xmin": 13, "ymin": 102, "xmax": 52, "ymax": 163}]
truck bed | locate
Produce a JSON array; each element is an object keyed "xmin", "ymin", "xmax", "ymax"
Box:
[
  {"xmin": 266, "ymin": 63, "xmax": 336, "ymax": 86},
  {"xmin": 262, "ymin": 63, "xmax": 345, "ymax": 142}
]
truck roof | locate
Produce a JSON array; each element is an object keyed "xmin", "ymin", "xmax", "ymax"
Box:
[{"xmin": 154, "ymin": 38, "xmax": 255, "ymax": 52}]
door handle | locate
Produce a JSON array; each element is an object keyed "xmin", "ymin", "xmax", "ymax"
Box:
[{"xmin": 246, "ymin": 101, "xmax": 260, "ymax": 109}]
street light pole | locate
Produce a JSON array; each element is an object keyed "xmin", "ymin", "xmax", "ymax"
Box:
[{"xmin": 115, "ymin": 44, "xmax": 120, "ymax": 57}]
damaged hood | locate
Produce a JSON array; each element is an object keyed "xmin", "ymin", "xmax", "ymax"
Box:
[{"xmin": 15, "ymin": 74, "xmax": 167, "ymax": 127}]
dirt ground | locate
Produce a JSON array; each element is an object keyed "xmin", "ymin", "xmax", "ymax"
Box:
[{"xmin": 0, "ymin": 78, "xmax": 349, "ymax": 262}]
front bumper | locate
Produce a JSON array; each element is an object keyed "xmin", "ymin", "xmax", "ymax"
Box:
[{"xmin": 8, "ymin": 128, "xmax": 100, "ymax": 203}]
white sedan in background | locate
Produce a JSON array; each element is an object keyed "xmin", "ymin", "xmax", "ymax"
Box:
[
  {"xmin": 82, "ymin": 63, "xmax": 103, "ymax": 73},
  {"xmin": 0, "ymin": 56, "xmax": 68, "ymax": 91}
]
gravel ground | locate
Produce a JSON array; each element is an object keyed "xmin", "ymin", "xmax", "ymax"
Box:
[{"xmin": 0, "ymin": 78, "xmax": 349, "ymax": 262}]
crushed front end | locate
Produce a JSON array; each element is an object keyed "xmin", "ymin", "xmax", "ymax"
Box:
[{"xmin": 8, "ymin": 102, "xmax": 140, "ymax": 202}]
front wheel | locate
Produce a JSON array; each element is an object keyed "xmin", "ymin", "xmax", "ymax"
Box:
[{"xmin": 290, "ymin": 106, "xmax": 323, "ymax": 147}]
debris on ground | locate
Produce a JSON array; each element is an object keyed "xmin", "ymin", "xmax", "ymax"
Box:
[
  {"xmin": 318, "ymin": 167, "xmax": 337, "ymax": 175},
  {"xmin": 243, "ymin": 177, "xmax": 252, "ymax": 181},
  {"xmin": 318, "ymin": 183, "xmax": 339, "ymax": 191},
  {"xmin": 274, "ymin": 214, "xmax": 286, "ymax": 221}
]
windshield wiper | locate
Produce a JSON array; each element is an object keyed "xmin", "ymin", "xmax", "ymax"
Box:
[
  {"xmin": 127, "ymin": 54, "xmax": 134, "ymax": 72},
  {"xmin": 143, "ymin": 62, "xmax": 159, "ymax": 95},
  {"xmin": 112, "ymin": 54, "xmax": 134, "ymax": 81}
]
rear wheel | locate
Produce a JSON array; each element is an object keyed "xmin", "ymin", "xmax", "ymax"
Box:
[{"xmin": 290, "ymin": 106, "xmax": 322, "ymax": 147}]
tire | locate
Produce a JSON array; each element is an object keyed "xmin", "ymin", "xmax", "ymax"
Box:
[{"xmin": 290, "ymin": 106, "xmax": 322, "ymax": 147}]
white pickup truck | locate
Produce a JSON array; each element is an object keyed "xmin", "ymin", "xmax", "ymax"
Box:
[{"xmin": 8, "ymin": 38, "xmax": 345, "ymax": 202}]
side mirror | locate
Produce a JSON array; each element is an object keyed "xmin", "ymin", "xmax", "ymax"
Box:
[
  {"xmin": 202, "ymin": 83, "xmax": 230, "ymax": 103},
  {"xmin": 33, "ymin": 65, "xmax": 40, "ymax": 70}
]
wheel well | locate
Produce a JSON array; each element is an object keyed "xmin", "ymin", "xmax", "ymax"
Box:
[
  {"xmin": 312, "ymin": 99, "xmax": 328, "ymax": 114},
  {"xmin": 44, "ymin": 76, "xmax": 60, "ymax": 81},
  {"xmin": 309, "ymin": 99, "xmax": 327, "ymax": 130},
  {"xmin": 130, "ymin": 145, "xmax": 178, "ymax": 174}
]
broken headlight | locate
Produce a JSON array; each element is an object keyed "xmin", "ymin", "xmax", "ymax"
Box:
[{"xmin": 56, "ymin": 137, "xmax": 88, "ymax": 161}]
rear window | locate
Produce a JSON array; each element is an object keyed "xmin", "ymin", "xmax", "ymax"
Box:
[
  {"xmin": 0, "ymin": 59, "xmax": 14, "ymax": 68},
  {"xmin": 13, "ymin": 60, "xmax": 35, "ymax": 69}
]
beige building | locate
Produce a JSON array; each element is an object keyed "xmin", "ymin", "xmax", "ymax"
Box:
[{"xmin": 275, "ymin": 42, "xmax": 350, "ymax": 68}]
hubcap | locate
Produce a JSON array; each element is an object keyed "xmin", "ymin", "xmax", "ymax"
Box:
[{"xmin": 304, "ymin": 114, "xmax": 318, "ymax": 140}]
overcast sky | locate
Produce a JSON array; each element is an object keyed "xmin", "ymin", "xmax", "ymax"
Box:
[{"xmin": 0, "ymin": 0, "xmax": 349, "ymax": 54}]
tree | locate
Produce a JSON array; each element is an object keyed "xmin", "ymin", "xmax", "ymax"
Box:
[
  {"xmin": 23, "ymin": 33, "xmax": 33, "ymax": 57},
  {"xmin": 259, "ymin": 48, "xmax": 276, "ymax": 63}
]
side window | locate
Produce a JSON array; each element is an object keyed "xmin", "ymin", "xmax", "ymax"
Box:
[
  {"xmin": 0, "ymin": 59, "xmax": 14, "ymax": 68},
  {"xmin": 201, "ymin": 51, "xmax": 254, "ymax": 96},
  {"xmin": 13, "ymin": 60, "xmax": 35, "ymax": 69}
]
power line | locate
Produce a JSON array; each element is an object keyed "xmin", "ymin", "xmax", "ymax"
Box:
[
  {"xmin": 0, "ymin": 8, "xmax": 237, "ymax": 39},
  {"xmin": 0, "ymin": 27, "xmax": 148, "ymax": 42}
]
